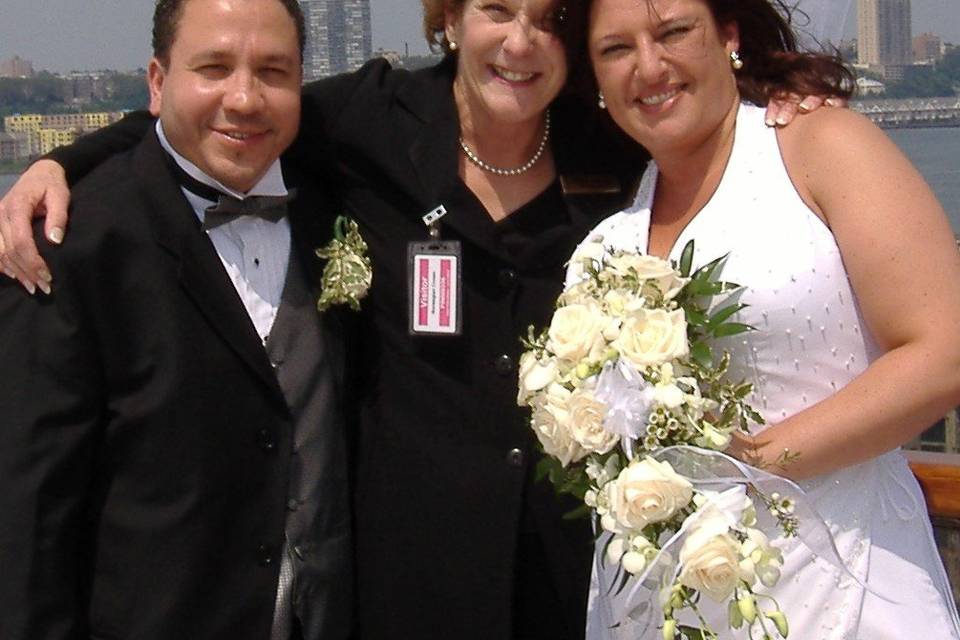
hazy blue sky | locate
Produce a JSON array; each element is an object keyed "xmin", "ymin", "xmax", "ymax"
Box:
[{"xmin": 0, "ymin": 0, "xmax": 957, "ymax": 73}]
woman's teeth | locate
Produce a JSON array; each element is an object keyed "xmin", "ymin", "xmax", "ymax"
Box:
[
  {"xmin": 641, "ymin": 88, "xmax": 680, "ymax": 106},
  {"xmin": 494, "ymin": 66, "xmax": 535, "ymax": 82}
]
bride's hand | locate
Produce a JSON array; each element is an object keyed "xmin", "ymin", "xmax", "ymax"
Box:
[
  {"xmin": 764, "ymin": 93, "xmax": 847, "ymax": 128},
  {"xmin": 0, "ymin": 159, "xmax": 69, "ymax": 294}
]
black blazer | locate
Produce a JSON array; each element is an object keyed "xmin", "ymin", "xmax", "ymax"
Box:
[
  {"xmin": 44, "ymin": 58, "xmax": 648, "ymax": 640},
  {"xmin": 0, "ymin": 131, "xmax": 345, "ymax": 640},
  {"xmin": 296, "ymin": 59, "xmax": 648, "ymax": 640}
]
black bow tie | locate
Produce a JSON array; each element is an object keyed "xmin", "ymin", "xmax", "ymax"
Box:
[
  {"xmin": 202, "ymin": 193, "xmax": 295, "ymax": 231},
  {"xmin": 171, "ymin": 161, "xmax": 295, "ymax": 231}
]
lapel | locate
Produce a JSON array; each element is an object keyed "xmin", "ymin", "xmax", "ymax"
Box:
[
  {"xmin": 132, "ymin": 132, "xmax": 285, "ymax": 402},
  {"xmin": 395, "ymin": 59, "xmax": 512, "ymax": 261}
]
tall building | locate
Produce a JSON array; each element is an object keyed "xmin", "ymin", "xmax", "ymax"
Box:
[
  {"xmin": 913, "ymin": 32, "xmax": 943, "ymax": 63},
  {"xmin": 0, "ymin": 55, "xmax": 34, "ymax": 78},
  {"xmin": 300, "ymin": 0, "xmax": 372, "ymax": 81},
  {"xmin": 857, "ymin": 0, "xmax": 912, "ymax": 66}
]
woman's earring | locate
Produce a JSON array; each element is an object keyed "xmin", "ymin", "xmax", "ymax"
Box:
[
  {"xmin": 730, "ymin": 51, "xmax": 744, "ymax": 71},
  {"xmin": 449, "ymin": 40, "xmax": 458, "ymax": 52},
  {"xmin": 598, "ymin": 91, "xmax": 606, "ymax": 110}
]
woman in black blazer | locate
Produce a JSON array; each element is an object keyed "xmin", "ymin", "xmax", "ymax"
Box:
[{"xmin": 0, "ymin": 1, "xmax": 819, "ymax": 637}]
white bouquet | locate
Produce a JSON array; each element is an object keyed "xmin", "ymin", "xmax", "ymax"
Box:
[{"xmin": 519, "ymin": 240, "xmax": 799, "ymax": 639}]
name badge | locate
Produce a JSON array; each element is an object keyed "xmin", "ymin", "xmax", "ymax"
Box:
[{"xmin": 408, "ymin": 241, "xmax": 463, "ymax": 335}]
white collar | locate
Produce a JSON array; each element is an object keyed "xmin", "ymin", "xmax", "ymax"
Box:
[{"xmin": 155, "ymin": 120, "xmax": 288, "ymax": 200}]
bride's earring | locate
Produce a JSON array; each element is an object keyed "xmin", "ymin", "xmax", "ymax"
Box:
[
  {"xmin": 730, "ymin": 50, "xmax": 744, "ymax": 71},
  {"xmin": 448, "ymin": 40, "xmax": 458, "ymax": 52},
  {"xmin": 598, "ymin": 91, "xmax": 606, "ymax": 110}
]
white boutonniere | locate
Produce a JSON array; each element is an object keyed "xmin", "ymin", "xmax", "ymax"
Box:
[{"xmin": 316, "ymin": 215, "xmax": 372, "ymax": 311}]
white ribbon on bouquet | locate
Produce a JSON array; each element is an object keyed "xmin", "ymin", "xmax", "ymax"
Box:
[{"xmin": 591, "ymin": 445, "xmax": 900, "ymax": 638}]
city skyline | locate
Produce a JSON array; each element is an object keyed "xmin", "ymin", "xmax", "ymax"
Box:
[
  {"xmin": 300, "ymin": 0, "xmax": 373, "ymax": 80},
  {"xmin": 859, "ymin": 0, "xmax": 914, "ymax": 66},
  {"xmin": 0, "ymin": 0, "xmax": 958, "ymax": 74}
]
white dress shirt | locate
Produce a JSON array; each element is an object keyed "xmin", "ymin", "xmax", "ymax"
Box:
[{"xmin": 157, "ymin": 121, "xmax": 291, "ymax": 342}]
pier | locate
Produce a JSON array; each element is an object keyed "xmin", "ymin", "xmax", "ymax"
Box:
[{"xmin": 854, "ymin": 97, "xmax": 960, "ymax": 129}]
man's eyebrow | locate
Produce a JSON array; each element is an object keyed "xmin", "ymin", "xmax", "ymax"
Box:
[
  {"xmin": 259, "ymin": 53, "xmax": 297, "ymax": 66},
  {"xmin": 186, "ymin": 50, "xmax": 233, "ymax": 64}
]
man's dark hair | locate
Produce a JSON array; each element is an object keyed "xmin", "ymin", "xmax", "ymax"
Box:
[{"xmin": 152, "ymin": 0, "xmax": 307, "ymax": 66}]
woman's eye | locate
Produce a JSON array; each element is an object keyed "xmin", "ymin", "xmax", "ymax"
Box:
[
  {"xmin": 598, "ymin": 43, "xmax": 629, "ymax": 57},
  {"xmin": 660, "ymin": 21, "xmax": 696, "ymax": 42},
  {"xmin": 481, "ymin": 3, "xmax": 513, "ymax": 22},
  {"xmin": 663, "ymin": 26, "xmax": 691, "ymax": 40}
]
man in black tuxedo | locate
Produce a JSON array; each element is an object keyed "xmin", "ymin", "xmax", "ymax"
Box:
[{"xmin": 0, "ymin": 1, "xmax": 352, "ymax": 638}]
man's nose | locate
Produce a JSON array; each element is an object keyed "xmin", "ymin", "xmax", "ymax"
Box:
[{"xmin": 222, "ymin": 71, "xmax": 265, "ymax": 114}]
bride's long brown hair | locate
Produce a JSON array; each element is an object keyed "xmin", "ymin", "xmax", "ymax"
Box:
[{"xmin": 568, "ymin": 0, "xmax": 855, "ymax": 106}]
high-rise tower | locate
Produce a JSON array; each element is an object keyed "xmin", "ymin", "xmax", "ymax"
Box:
[
  {"xmin": 299, "ymin": 0, "xmax": 373, "ymax": 81},
  {"xmin": 857, "ymin": 0, "xmax": 912, "ymax": 66}
]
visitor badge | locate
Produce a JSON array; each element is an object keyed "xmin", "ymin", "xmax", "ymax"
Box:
[{"xmin": 408, "ymin": 241, "xmax": 463, "ymax": 335}]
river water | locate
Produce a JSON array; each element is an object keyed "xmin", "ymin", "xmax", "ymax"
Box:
[{"xmin": 2, "ymin": 127, "xmax": 959, "ymax": 232}]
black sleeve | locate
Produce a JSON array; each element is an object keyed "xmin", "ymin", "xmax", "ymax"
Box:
[
  {"xmin": 46, "ymin": 110, "xmax": 154, "ymax": 186},
  {"xmin": 0, "ymin": 225, "xmax": 103, "ymax": 639},
  {"xmin": 287, "ymin": 59, "xmax": 396, "ymax": 180}
]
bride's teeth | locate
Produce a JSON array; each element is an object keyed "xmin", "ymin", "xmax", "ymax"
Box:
[
  {"xmin": 495, "ymin": 67, "xmax": 535, "ymax": 82},
  {"xmin": 225, "ymin": 132, "xmax": 250, "ymax": 140},
  {"xmin": 641, "ymin": 89, "xmax": 680, "ymax": 106}
]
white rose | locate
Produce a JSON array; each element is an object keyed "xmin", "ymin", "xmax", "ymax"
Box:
[
  {"xmin": 614, "ymin": 308, "xmax": 689, "ymax": 369},
  {"xmin": 547, "ymin": 304, "xmax": 606, "ymax": 362},
  {"xmin": 606, "ymin": 253, "xmax": 688, "ymax": 300},
  {"xmin": 567, "ymin": 389, "xmax": 620, "ymax": 456},
  {"xmin": 530, "ymin": 385, "xmax": 584, "ymax": 467},
  {"xmin": 517, "ymin": 351, "xmax": 559, "ymax": 405},
  {"xmin": 602, "ymin": 289, "xmax": 630, "ymax": 316},
  {"xmin": 606, "ymin": 457, "xmax": 693, "ymax": 530},
  {"xmin": 678, "ymin": 531, "xmax": 745, "ymax": 602}
]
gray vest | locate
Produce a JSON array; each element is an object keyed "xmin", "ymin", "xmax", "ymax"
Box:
[{"xmin": 266, "ymin": 247, "xmax": 352, "ymax": 640}]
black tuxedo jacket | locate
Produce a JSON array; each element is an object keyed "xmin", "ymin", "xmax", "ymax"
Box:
[
  {"xmin": 44, "ymin": 58, "xmax": 649, "ymax": 639},
  {"xmin": 0, "ymin": 131, "xmax": 346, "ymax": 640}
]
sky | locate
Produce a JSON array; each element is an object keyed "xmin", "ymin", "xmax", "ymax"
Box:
[{"xmin": 0, "ymin": 0, "xmax": 957, "ymax": 74}]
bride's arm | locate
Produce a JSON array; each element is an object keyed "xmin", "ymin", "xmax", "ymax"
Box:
[{"xmin": 737, "ymin": 108, "xmax": 960, "ymax": 480}]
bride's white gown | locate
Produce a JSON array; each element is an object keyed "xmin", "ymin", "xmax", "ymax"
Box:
[{"xmin": 575, "ymin": 103, "xmax": 960, "ymax": 639}]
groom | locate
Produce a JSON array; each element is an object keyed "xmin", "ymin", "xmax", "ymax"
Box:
[{"xmin": 0, "ymin": 1, "xmax": 352, "ymax": 638}]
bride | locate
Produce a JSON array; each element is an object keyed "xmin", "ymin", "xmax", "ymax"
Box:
[{"xmin": 570, "ymin": 0, "xmax": 960, "ymax": 637}]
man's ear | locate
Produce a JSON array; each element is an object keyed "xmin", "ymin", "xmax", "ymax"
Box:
[{"xmin": 147, "ymin": 58, "xmax": 166, "ymax": 117}]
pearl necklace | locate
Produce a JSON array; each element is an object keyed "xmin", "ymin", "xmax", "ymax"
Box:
[{"xmin": 458, "ymin": 111, "xmax": 551, "ymax": 177}]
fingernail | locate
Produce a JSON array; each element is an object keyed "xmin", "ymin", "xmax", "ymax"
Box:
[
  {"xmin": 48, "ymin": 227, "xmax": 64, "ymax": 244},
  {"xmin": 2, "ymin": 268, "xmax": 15, "ymax": 279},
  {"xmin": 798, "ymin": 102, "xmax": 811, "ymax": 112},
  {"xmin": 764, "ymin": 117, "xmax": 776, "ymax": 127},
  {"xmin": 825, "ymin": 97, "xmax": 839, "ymax": 107},
  {"xmin": 23, "ymin": 280, "xmax": 36, "ymax": 295},
  {"xmin": 37, "ymin": 280, "xmax": 51, "ymax": 295},
  {"xmin": 38, "ymin": 268, "xmax": 52, "ymax": 284},
  {"xmin": 775, "ymin": 115, "xmax": 788, "ymax": 126}
]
